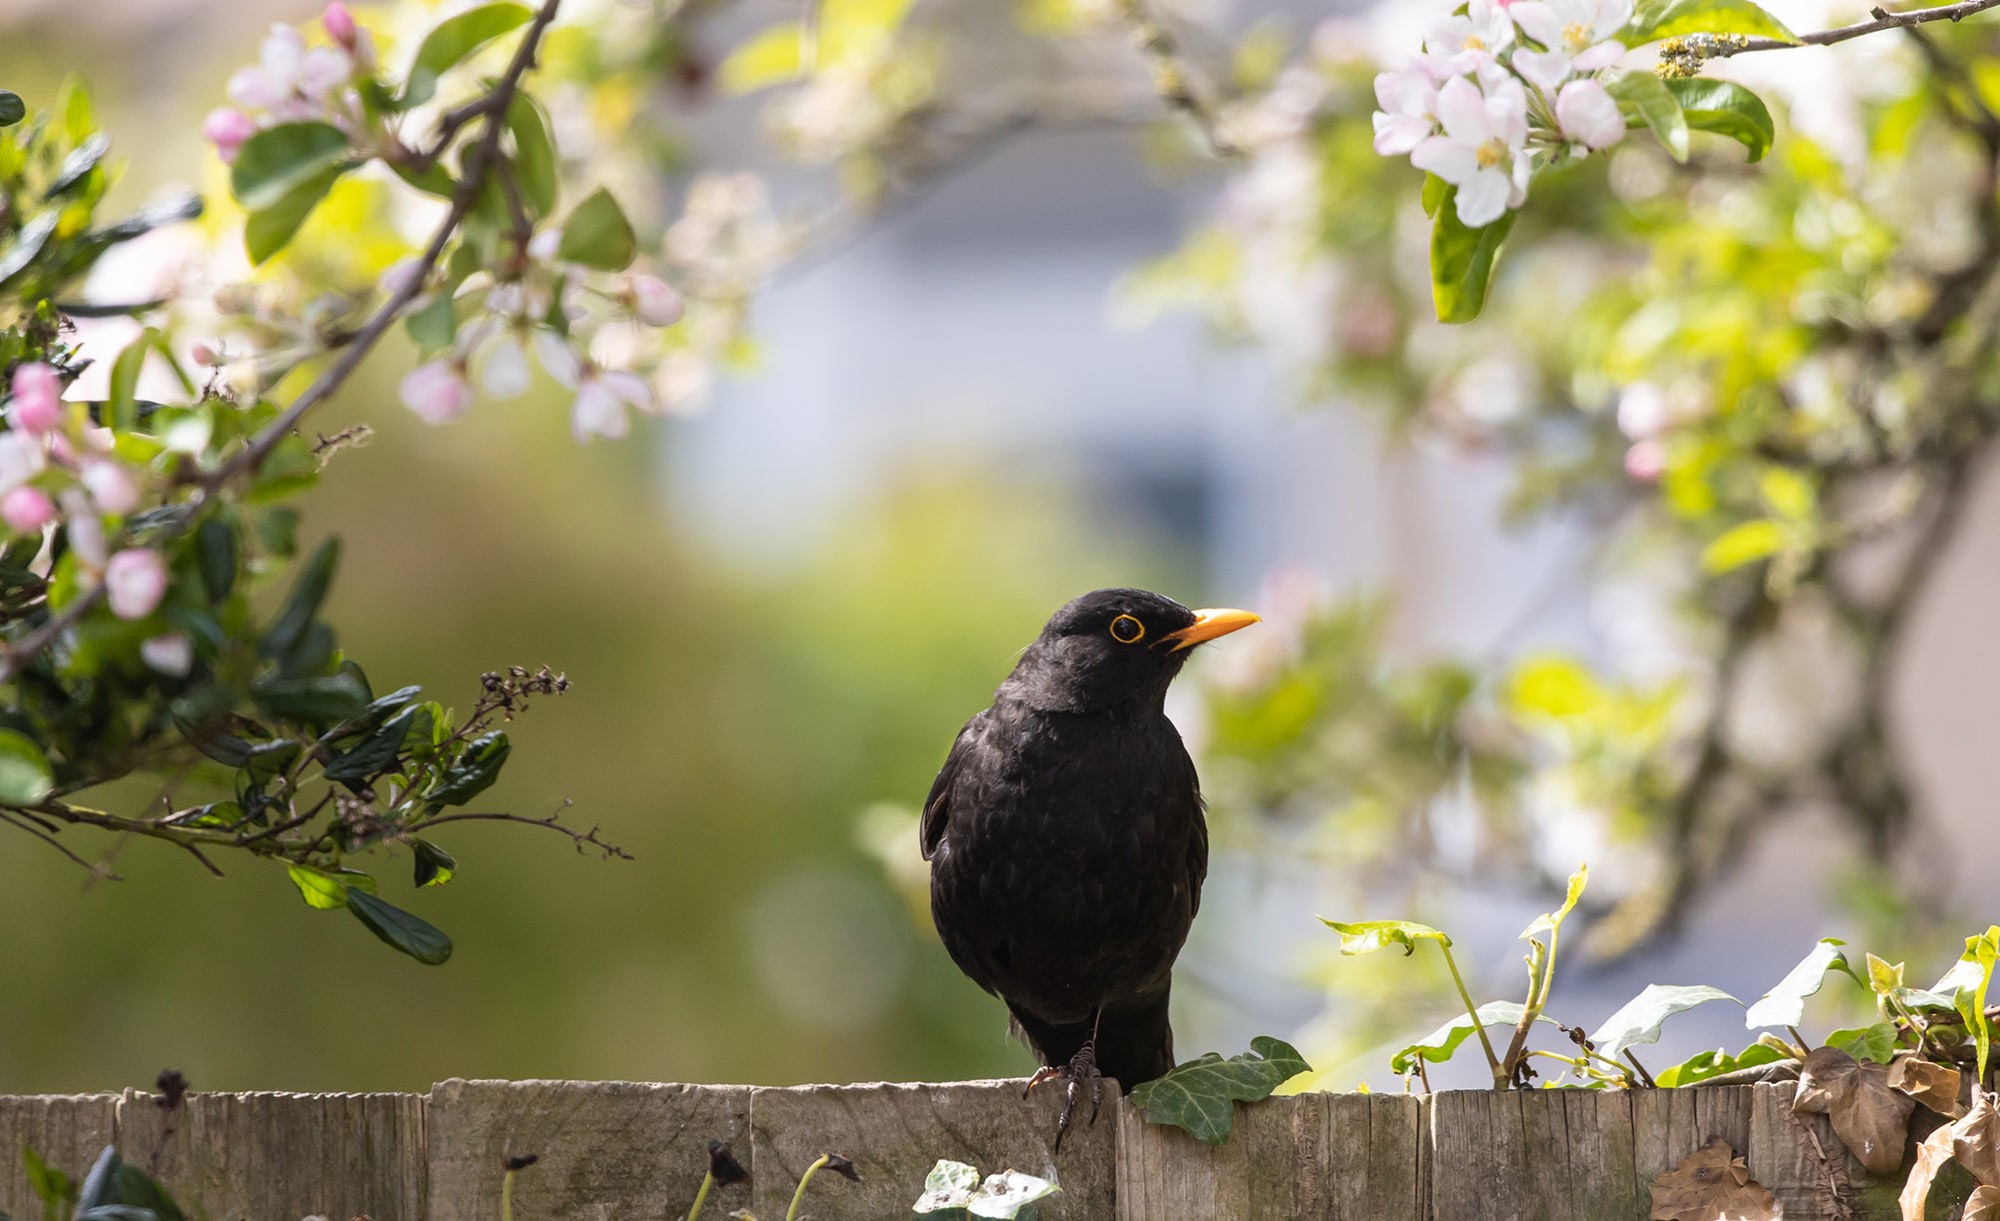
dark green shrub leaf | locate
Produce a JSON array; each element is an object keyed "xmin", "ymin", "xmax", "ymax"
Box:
[
  {"xmin": 347, "ymin": 890, "xmax": 454, "ymax": 964},
  {"xmin": 398, "ymin": 3, "xmax": 534, "ymax": 109},
  {"xmin": 1746, "ymin": 938, "xmax": 1854, "ymax": 1028},
  {"xmin": 23, "ymin": 1146, "xmax": 75, "ymax": 1206},
  {"xmin": 243, "ymin": 739, "xmax": 301, "ymax": 784},
  {"xmin": 324, "ymin": 706, "xmax": 421, "ymax": 789},
  {"xmin": 1608, "ymin": 70, "xmax": 1689, "ymax": 162},
  {"xmin": 196, "ymin": 517, "xmax": 239, "ymax": 603},
  {"xmin": 1665, "ymin": 78, "xmax": 1775, "ymax": 163},
  {"xmin": 413, "ymin": 838, "xmax": 458, "ymax": 888},
  {"xmin": 1127, "ymin": 1036, "xmax": 1309, "ymax": 1145},
  {"xmin": 261, "ymin": 538, "xmax": 339, "ymax": 661},
  {"xmin": 251, "ymin": 671, "xmax": 370, "ymax": 724},
  {"xmin": 557, "ymin": 187, "xmax": 636, "ymax": 271},
  {"xmin": 1429, "ymin": 192, "xmax": 1516, "ymax": 324},
  {"xmin": 0, "ymin": 91, "xmax": 24, "ymax": 127},
  {"xmin": 230, "ymin": 122, "xmax": 352, "ymax": 212},
  {"xmin": 427, "ymin": 731, "xmax": 510, "ymax": 806},
  {"xmin": 109, "ymin": 1164, "xmax": 184, "ymax": 1221},
  {"xmin": 1591, "ymin": 984, "xmax": 1738, "ymax": 1063},
  {"xmin": 0, "ymin": 728, "xmax": 55, "ymax": 805}
]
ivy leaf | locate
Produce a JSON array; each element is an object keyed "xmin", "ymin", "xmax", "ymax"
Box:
[
  {"xmin": 1820, "ymin": 1023, "xmax": 1899, "ymax": 1065},
  {"xmin": 1608, "ymin": 70, "xmax": 1689, "ymax": 163},
  {"xmin": 557, "ymin": 187, "xmax": 636, "ymax": 271},
  {"xmin": 1619, "ymin": 0, "xmax": 1796, "ymax": 44},
  {"xmin": 1956, "ymin": 926, "xmax": 1998, "ymax": 1085},
  {"xmin": 1320, "ymin": 919, "xmax": 1451, "ymax": 955},
  {"xmin": 0, "ymin": 728, "xmax": 55, "ymax": 805},
  {"xmin": 913, "ymin": 1160, "xmax": 982, "ymax": 1213},
  {"xmin": 1665, "ymin": 78, "xmax": 1775, "ymax": 163},
  {"xmin": 966, "ymin": 1171, "xmax": 1059, "ymax": 1219},
  {"xmin": 1391, "ymin": 1001, "xmax": 1556, "ymax": 1076},
  {"xmin": 1745, "ymin": 938, "xmax": 1853, "ymax": 1028},
  {"xmin": 1522, "ymin": 864, "xmax": 1589, "ymax": 939},
  {"xmin": 346, "ymin": 890, "xmax": 454, "ymax": 965},
  {"xmin": 1654, "ymin": 1041, "xmax": 1786, "ymax": 1087},
  {"xmin": 286, "ymin": 863, "xmax": 377, "ymax": 910},
  {"xmin": 1127, "ymin": 1037, "xmax": 1310, "ymax": 1145},
  {"xmin": 1591, "ymin": 984, "xmax": 1738, "ymax": 1063},
  {"xmin": 398, "ymin": 3, "xmax": 534, "ymax": 110},
  {"xmin": 230, "ymin": 122, "xmax": 353, "ymax": 212},
  {"xmin": 1429, "ymin": 189, "xmax": 1517, "ymax": 324}
]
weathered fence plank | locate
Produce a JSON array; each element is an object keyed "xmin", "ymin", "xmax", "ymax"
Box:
[
  {"xmin": 748, "ymin": 1079, "xmax": 1115, "ymax": 1220},
  {"xmin": 424, "ymin": 1078, "xmax": 752, "ymax": 1221},
  {"xmin": 1114, "ymin": 1092, "xmax": 1422, "ymax": 1220},
  {"xmin": 0, "ymin": 1093, "xmax": 118, "ymax": 1218},
  {"xmin": 117, "ymin": 1088, "xmax": 426, "ymax": 1221}
]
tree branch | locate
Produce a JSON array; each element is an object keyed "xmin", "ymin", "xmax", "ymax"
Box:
[
  {"xmin": 1727, "ymin": 0, "xmax": 2000, "ymax": 55},
  {"xmin": 1116, "ymin": 0, "xmax": 1237, "ymax": 156}
]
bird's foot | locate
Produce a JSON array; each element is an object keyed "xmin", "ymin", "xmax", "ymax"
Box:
[{"xmin": 1025, "ymin": 1041, "xmax": 1102, "ymax": 1154}]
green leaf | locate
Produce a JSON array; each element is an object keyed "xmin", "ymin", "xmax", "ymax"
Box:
[
  {"xmin": 1619, "ymin": 0, "xmax": 1797, "ymax": 43},
  {"xmin": 389, "ymin": 158, "xmax": 456, "ymax": 199},
  {"xmin": 427, "ymin": 731, "xmax": 511, "ymax": 806},
  {"xmin": 965, "ymin": 1171, "xmax": 1059, "ymax": 1219},
  {"xmin": 45, "ymin": 133, "xmax": 109, "ymax": 198},
  {"xmin": 913, "ymin": 1161, "xmax": 982, "ymax": 1214},
  {"xmin": 1127, "ymin": 1037, "xmax": 1310, "ymax": 1145},
  {"xmin": 1590, "ymin": 984, "xmax": 1738, "ymax": 1062},
  {"xmin": 1655, "ymin": 1041, "xmax": 1786, "ymax": 1087},
  {"xmin": 404, "ymin": 290, "xmax": 459, "ymax": 355},
  {"xmin": 286, "ymin": 863, "xmax": 377, "ymax": 910},
  {"xmin": 196, "ymin": 517, "xmax": 239, "ymax": 603},
  {"xmin": 230, "ymin": 122, "xmax": 353, "ymax": 212},
  {"xmin": 23, "ymin": 1146, "xmax": 75, "ymax": 1207},
  {"xmin": 109, "ymin": 1163, "xmax": 185, "ymax": 1221},
  {"xmin": 0, "ymin": 91, "xmax": 24, "ymax": 128},
  {"xmin": 0, "ymin": 211, "xmax": 58, "ymax": 287},
  {"xmin": 556, "ymin": 187, "xmax": 636, "ymax": 271},
  {"xmin": 1429, "ymin": 191, "xmax": 1517, "ymax": 324},
  {"xmin": 1955, "ymin": 926, "xmax": 1997, "ymax": 1084},
  {"xmin": 1746, "ymin": 938, "xmax": 1853, "ymax": 1028},
  {"xmin": 1607, "ymin": 70, "xmax": 1689, "ymax": 163},
  {"xmin": 1864, "ymin": 952, "xmax": 1906, "ymax": 998},
  {"xmin": 324, "ymin": 707, "xmax": 419, "ymax": 789},
  {"xmin": 1701, "ymin": 519, "xmax": 1787, "ymax": 573},
  {"xmin": 1521, "ymin": 864, "xmax": 1588, "ymax": 939},
  {"xmin": 245, "ymin": 162, "xmax": 353, "ymax": 266},
  {"xmin": 1421, "ymin": 172, "xmax": 1449, "ymax": 218},
  {"xmin": 399, "ymin": 3, "xmax": 534, "ymax": 109},
  {"xmin": 413, "ymin": 838, "xmax": 458, "ymax": 888},
  {"xmin": 252, "ymin": 672, "xmax": 371, "ymax": 724},
  {"xmin": 1320, "ymin": 919, "xmax": 1452, "ymax": 955},
  {"xmin": 346, "ymin": 890, "xmax": 454, "ymax": 964},
  {"xmin": 1665, "ymin": 78, "xmax": 1775, "ymax": 163},
  {"xmin": 1392, "ymin": 1001, "xmax": 1555, "ymax": 1075},
  {"xmin": 261, "ymin": 538, "xmax": 339, "ymax": 661},
  {"xmin": 1824, "ymin": 1022, "xmax": 1900, "ymax": 1064},
  {"xmin": 506, "ymin": 93, "xmax": 559, "ymax": 218},
  {"xmin": 0, "ymin": 728, "xmax": 55, "ymax": 805}
]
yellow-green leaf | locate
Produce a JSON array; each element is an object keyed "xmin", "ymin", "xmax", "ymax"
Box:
[{"xmin": 1701, "ymin": 519, "xmax": 1786, "ymax": 573}]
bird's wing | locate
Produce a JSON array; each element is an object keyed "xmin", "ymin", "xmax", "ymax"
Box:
[
  {"xmin": 1184, "ymin": 752, "xmax": 1209, "ymax": 920},
  {"xmin": 919, "ymin": 716, "xmax": 981, "ymax": 861}
]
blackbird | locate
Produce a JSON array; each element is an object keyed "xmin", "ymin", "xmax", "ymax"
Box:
[{"xmin": 920, "ymin": 588, "xmax": 1258, "ymax": 1145}]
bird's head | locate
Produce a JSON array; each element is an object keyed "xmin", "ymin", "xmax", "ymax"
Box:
[{"xmin": 1000, "ymin": 588, "xmax": 1260, "ymax": 714}]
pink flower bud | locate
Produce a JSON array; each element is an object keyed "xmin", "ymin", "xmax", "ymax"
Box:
[
  {"xmin": 105, "ymin": 548, "xmax": 169, "ymax": 621},
  {"xmin": 81, "ymin": 461, "xmax": 142, "ymax": 516},
  {"xmin": 322, "ymin": 1, "xmax": 358, "ymax": 47},
  {"xmin": 0, "ymin": 486, "xmax": 54, "ymax": 534},
  {"xmin": 203, "ymin": 108, "xmax": 258, "ymax": 165},
  {"xmin": 10, "ymin": 362, "xmax": 62, "ymax": 433},
  {"xmin": 630, "ymin": 275, "xmax": 685, "ymax": 328},
  {"xmin": 190, "ymin": 341, "xmax": 222, "ymax": 367},
  {"xmin": 1624, "ymin": 439, "xmax": 1666, "ymax": 483},
  {"xmin": 142, "ymin": 633, "xmax": 195, "ymax": 677},
  {"xmin": 399, "ymin": 360, "xmax": 475, "ymax": 424}
]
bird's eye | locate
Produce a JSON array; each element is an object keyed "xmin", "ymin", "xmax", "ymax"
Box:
[{"xmin": 1109, "ymin": 614, "xmax": 1146, "ymax": 644}]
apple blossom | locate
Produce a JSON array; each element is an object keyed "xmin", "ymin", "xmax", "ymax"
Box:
[
  {"xmin": 141, "ymin": 633, "xmax": 195, "ymax": 678},
  {"xmin": 569, "ymin": 371, "xmax": 652, "ymax": 442},
  {"xmin": 479, "ymin": 335, "xmax": 533, "ymax": 400},
  {"xmin": 630, "ymin": 275, "xmax": 685, "ymax": 328},
  {"xmin": 1625, "ymin": 439, "xmax": 1666, "ymax": 482},
  {"xmin": 81, "ymin": 460, "xmax": 142, "ymax": 516},
  {"xmin": 1510, "ymin": 0, "xmax": 1632, "ymax": 92},
  {"xmin": 400, "ymin": 360, "xmax": 475, "ymax": 424},
  {"xmin": 10, "ymin": 362, "xmax": 62, "ymax": 434},
  {"xmin": 322, "ymin": 2, "xmax": 358, "ymax": 48},
  {"xmin": 105, "ymin": 548, "xmax": 168, "ymax": 621},
  {"xmin": 1423, "ymin": 1, "xmax": 1515, "ymax": 77},
  {"xmin": 0, "ymin": 433, "xmax": 46, "ymax": 495},
  {"xmin": 60, "ymin": 491, "xmax": 105, "ymax": 570},
  {"xmin": 1556, "ymin": 79, "xmax": 1625, "ymax": 150},
  {"xmin": 203, "ymin": 108, "xmax": 257, "ymax": 164},
  {"xmin": 1410, "ymin": 75, "xmax": 1533, "ymax": 227},
  {"xmin": 0, "ymin": 486, "xmax": 54, "ymax": 534},
  {"xmin": 1373, "ymin": 63, "xmax": 1440, "ymax": 156}
]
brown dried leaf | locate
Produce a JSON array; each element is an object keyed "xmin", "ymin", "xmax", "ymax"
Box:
[
  {"xmin": 1901, "ymin": 1122, "xmax": 1957, "ymax": 1221},
  {"xmin": 1649, "ymin": 1135, "xmax": 1784, "ymax": 1221},
  {"xmin": 1888, "ymin": 1053, "xmax": 1966, "ymax": 1119},
  {"xmin": 1966, "ymin": 1184, "xmax": 1999, "ymax": 1221},
  {"xmin": 1796, "ymin": 1045, "xmax": 1915, "ymax": 1175},
  {"xmin": 1954, "ymin": 1091, "xmax": 2000, "ymax": 1187}
]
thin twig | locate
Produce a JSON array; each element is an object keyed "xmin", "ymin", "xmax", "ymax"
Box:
[
  {"xmin": 1727, "ymin": 0, "xmax": 2000, "ymax": 54},
  {"xmin": 0, "ymin": 810, "xmax": 121, "ymax": 879},
  {"xmin": 1115, "ymin": 0, "xmax": 1237, "ymax": 156}
]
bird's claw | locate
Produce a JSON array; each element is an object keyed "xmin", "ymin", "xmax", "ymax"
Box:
[{"xmin": 1035, "ymin": 1042, "xmax": 1102, "ymax": 1154}]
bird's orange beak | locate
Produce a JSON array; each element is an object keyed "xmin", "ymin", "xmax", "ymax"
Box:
[{"xmin": 1163, "ymin": 608, "xmax": 1261, "ymax": 652}]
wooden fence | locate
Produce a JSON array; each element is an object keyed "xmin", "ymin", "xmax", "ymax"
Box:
[{"xmin": 0, "ymin": 1079, "xmax": 1969, "ymax": 1220}]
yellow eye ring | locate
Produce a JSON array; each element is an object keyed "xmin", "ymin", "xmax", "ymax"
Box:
[{"xmin": 1109, "ymin": 614, "xmax": 1146, "ymax": 644}]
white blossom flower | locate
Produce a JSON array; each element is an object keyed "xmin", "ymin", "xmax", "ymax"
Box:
[
  {"xmin": 569, "ymin": 371, "xmax": 650, "ymax": 442},
  {"xmin": 478, "ymin": 334, "xmax": 533, "ymax": 399},
  {"xmin": 1422, "ymin": 0, "xmax": 1516, "ymax": 77},
  {"xmin": 1556, "ymin": 79, "xmax": 1626, "ymax": 150},
  {"xmin": 0, "ymin": 433, "xmax": 46, "ymax": 495},
  {"xmin": 1410, "ymin": 76, "xmax": 1533, "ymax": 227},
  {"xmin": 399, "ymin": 360, "xmax": 474, "ymax": 424},
  {"xmin": 59, "ymin": 490, "xmax": 105, "ymax": 571},
  {"xmin": 1372, "ymin": 63, "xmax": 1440, "ymax": 155},
  {"xmin": 80, "ymin": 460, "xmax": 142, "ymax": 515},
  {"xmin": 1509, "ymin": 0, "xmax": 1631, "ymax": 91},
  {"xmin": 141, "ymin": 633, "xmax": 195, "ymax": 678},
  {"xmin": 105, "ymin": 548, "xmax": 168, "ymax": 621}
]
